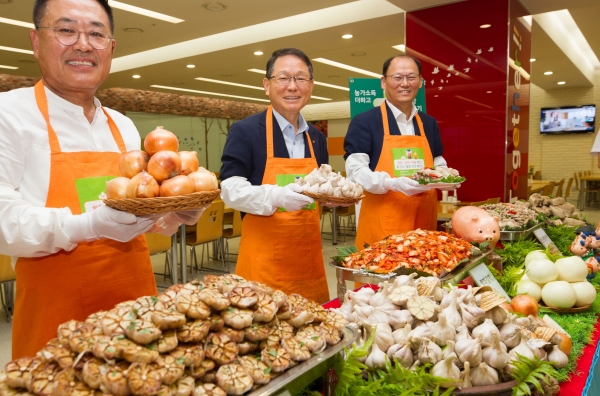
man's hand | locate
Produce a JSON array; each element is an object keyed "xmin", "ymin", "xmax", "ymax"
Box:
[
  {"xmin": 383, "ymin": 177, "xmax": 432, "ymax": 196},
  {"xmin": 269, "ymin": 184, "xmax": 314, "ymax": 212}
]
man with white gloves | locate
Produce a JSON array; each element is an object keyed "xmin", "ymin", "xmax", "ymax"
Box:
[
  {"xmin": 220, "ymin": 48, "xmax": 330, "ymax": 304},
  {"xmin": 0, "ymin": 0, "xmax": 202, "ymax": 359},
  {"xmin": 345, "ymin": 55, "xmax": 455, "ymax": 247}
]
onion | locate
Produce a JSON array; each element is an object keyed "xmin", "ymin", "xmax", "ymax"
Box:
[
  {"xmin": 499, "ymin": 302, "xmax": 513, "ymax": 313},
  {"xmin": 555, "ymin": 332, "xmax": 572, "ymax": 355},
  {"xmin": 144, "ymin": 126, "xmax": 179, "ymax": 156},
  {"xmin": 510, "ymin": 294, "xmax": 539, "ymax": 317},
  {"xmin": 524, "ymin": 250, "xmax": 548, "ymax": 266},
  {"xmin": 178, "ymin": 151, "xmax": 199, "ymax": 175},
  {"xmin": 106, "ymin": 177, "xmax": 130, "ymax": 199},
  {"xmin": 526, "ymin": 259, "xmax": 558, "ymax": 284},
  {"xmin": 515, "ymin": 279, "xmax": 542, "ymax": 301},
  {"xmin": 541, "ymin": 281, "xmax": 576, "ymax": 309},
  {"xmin": 126, "ymin": 172, "xmax": 159, "ymax": 198},
  {"xmin": 570, "ymin": 281, "xmax": 597, "ymax": 307},
  {"xmin": 147, "ymin": 150, "xmax": 181, "ymax": 182},
  {"xmin": 119, "ymin": 150, "xmax": 149, "ymax": 178},
  {"xmin": 555, "ymin": 256, "xmax": 589, "ymax": 283},
  {"xmin": 159, "ymin": 175, "xmax": 195, "ymax": 197},
  {"xmin": 189, "ymin": 168, "xmax": 218, "ymax": 192}
]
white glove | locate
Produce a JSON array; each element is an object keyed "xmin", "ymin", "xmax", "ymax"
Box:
[
  {"xmin": 149, "ymin": 208, "xmax": 207, "ymax": 236},
  {"xmin": 63, "ymin": 205, "xmax": 160, "ymax": 243},
  {"xmin": 269, "ymin": 184, "xmax": 314, "ymax": 212},
  {"xmin": 383, "ymin": 177, "xmax": 432, "ymax": 196}
]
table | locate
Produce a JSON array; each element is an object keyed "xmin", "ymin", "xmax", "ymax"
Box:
[
  {"xmin": 437, "ymin": 202, "xmax": 459, "ymax": 221},
  {"xmin": 578, "ymin": 175, "xmax": 600, "ymax": 210}
]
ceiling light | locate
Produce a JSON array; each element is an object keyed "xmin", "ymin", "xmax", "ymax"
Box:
[
  {"xmin": 151, "ymin": 85, "xmax": 270, "ymax": 102},
  {"xmin": 434, "ymin": 95, "xmax": 439, "ymax": 97},
  {"xmin": 487, "ymin": 91, "xmax": 492, "ymax": 93},
  {"xmin": 0, "ymin": 16, "xmax": 34, "ymax": 28},
  {"xmin": 202, "ymin": 2, "xmax": 227, "ymax": 11},
  {"xmin": 310, "ymin": 95, "xmax": 332, "ymax": 101},
  {"xmin": 247, "ymin": 68, "xmax": 265, "ymax": 74},
  {"xmin": 544, "ymin": 71, "xmax": 553, "ymax": 75},
  {"xmin": 0, "ymin": 65, "xmax": 18, "ymax": 70},
  {"xmin": 557, "ymin": 81, "xmax": 566, "ymax": 85},
  {"xmin": 480, "ymin": 24, "xmax": 491, "ymax": 28},
  {"xmin": 392, "ymin": 44, "xmax": 406, "ymax": 52},
  {"xmin": 247, "ymin": 68, "xmax": 349, "ymax": 91},
  {"xmin": 195, "ymin": 77, "xmax": 262, "ymax": 90},
  {"xmin": 254, "ymin": 51, "xmax": 263, "ymax": 56},
  {"xmin": 313, "ymin": 58, "xmax": 380, "ymax": 78},
  {"xmin": 0, "ymin": 45, "xmax": 33, "ymax": 55},
  {"xmin": 132, "ymin": 74, "xmax": 141, "ymax": 78},
  {"xmin": 123, "ymin": 28, "xmax": 143, "ymax": 33},
  {"xmin": 351, "ymin": 52, "xmax": 366, "ymax": 57},
  {"xmin": 530, "ymin": 58, "xmax": 536, "ymax": 62},
  {"xmin": 107, "ymin": 1, "xmax": 183, "ymax": 23},
  {"xmin": 187, "ymin": 64, "xmax": 195, "ymax": 68},
  {"xmin": 342, "ymin": 34, "xmax": 353, "ymax": 39}
]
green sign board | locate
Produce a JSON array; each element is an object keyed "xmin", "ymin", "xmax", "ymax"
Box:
[{"xmin": 349, "ymin": 78, "xmax": 427, "ymax": 118}]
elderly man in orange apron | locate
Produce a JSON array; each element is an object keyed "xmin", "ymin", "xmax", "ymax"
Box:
[
  {"xmin": 220, "ymin": 48, "xmax": 330, "ymax": 304},
  {"xmin": 0, "ymin": 0, "xmax": 203, "ymax": 359},
  {"xmin": 345, "ymin": 55, "xmax": 457, "ymax": 248}
]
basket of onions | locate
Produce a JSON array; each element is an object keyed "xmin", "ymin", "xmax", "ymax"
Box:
[{"xmin": 103, "ymin": 126, "xmax": 220, "ymax": 215}]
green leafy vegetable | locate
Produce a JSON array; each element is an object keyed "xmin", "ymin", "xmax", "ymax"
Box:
[
  {"xmin": 488, "ymin": 262, "xmax": 524, "ymax": 297},
  {"xmin": 332, "ymin": 245, "xmax": 358, "ymax": 264},
  {"xmin": 509, "ymin": 354, "xmax": 558, "ymax": 396}
]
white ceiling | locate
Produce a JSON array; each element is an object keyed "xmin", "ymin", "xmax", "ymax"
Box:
[{"xmin": 1, "ymin": 0, "xmax": 599, "ymax": 105}]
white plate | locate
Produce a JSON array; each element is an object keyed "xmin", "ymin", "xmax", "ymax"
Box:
[{"xmin": 420, "ymin": 182, "xmax": 462, "ymax": 189}]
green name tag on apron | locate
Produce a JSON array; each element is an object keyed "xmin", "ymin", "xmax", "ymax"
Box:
[
  {"xmin": 391, "ymin": 148, "xmax": 425, "ymax": 177},
  {"xmin": 275, "ymin": 174, "xmax": 316, "ymax": 212},
  {"xmin": 75, "ymin": 176, "xmax": 116, "ymax": 213}
]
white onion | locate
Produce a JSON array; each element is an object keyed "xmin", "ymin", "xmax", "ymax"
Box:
[
  {"xmin": 555, "ymin": 256, "xmax": 589, "ymax": 283},
  {"xmin": 570, "ymin": 281, "xmax": 597, "ymax": 307},
  {"xmin": 515, "ymin": 279, "xmax": 542, "ymax": 301},
  {"xmin": 541, "ymin": 281, "xmax": 576, "ymax": 308},
  {"xmin": 524, "ymin": 250, "xmax": 548, "ymax": 266},
  {"xmin": 526, "ymin": 259, "xmax": 558, "ymax": 284}
]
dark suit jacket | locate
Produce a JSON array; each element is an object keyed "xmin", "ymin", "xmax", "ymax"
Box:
[
  {"xmin": 344, "ymin": 103, "xmax": 443, "ymax": 171},
  {"xmin": 220, "ymin": 110, "xmax": 329, "ymax": 186}
]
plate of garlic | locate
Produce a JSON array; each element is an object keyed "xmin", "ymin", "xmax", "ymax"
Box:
[{"xmin": 295, "ymin": 164, "xmax": 365, "ymax": 205}]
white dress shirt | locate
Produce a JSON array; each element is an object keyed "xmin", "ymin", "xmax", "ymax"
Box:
[
  {"xmin": 0, "ymin": 86, "xmax": 141, "ymax": 259},
  {"xmin": 273, "ymin": 108, "xmax": 308, "ymax": 159}
]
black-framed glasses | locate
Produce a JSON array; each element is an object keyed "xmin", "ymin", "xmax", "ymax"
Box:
[
  {"xmin": 268, "ymin": 75, "xmax": 313, "ymax": 86},
  {"xmin": 385, "ymin": 74, "xmax": 421, "ymax": 84},
  {"xmin": 38, "ymin": 26, "xmax": 114, "ymax": 50}
]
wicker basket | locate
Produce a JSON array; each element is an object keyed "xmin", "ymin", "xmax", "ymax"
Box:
[
  {"xmin": 539, "ymin": 302, "xmax": 592, "ymax": 313},
  {"xmin": 103, "ymin": 190, "xmax": 220, "ymax": 215},
  {"xmin": 301, "ymin": 191, "xmax": 365, "ymax": 206}
]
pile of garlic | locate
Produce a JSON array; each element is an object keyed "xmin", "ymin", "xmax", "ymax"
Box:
[
  {"xmin": 330, "ymin": 274, "xmax": 570, "ymax": 389},
  {"xmin": 295, "ymin": 164, "xmax": 363, "ymax": 199}
]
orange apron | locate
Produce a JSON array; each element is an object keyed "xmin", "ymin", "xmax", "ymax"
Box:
[
  {"xmin": 355, "ymin": 102, "xmax": 438, "ymax": 248},
  {"xmin": 235, "ymin": 106, "xmax": 330, "ymax": 304},
  {"xmin": 12, "ymin": 81, "xmax": 157, "ymax": 359}
]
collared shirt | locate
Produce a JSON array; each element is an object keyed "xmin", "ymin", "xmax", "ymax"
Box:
[
  {"xmin": 386, "ymin": 99, "xmax": 419, "ymax": 135},
  {"xmin": 0, "ymin": 86, "xmax": 141, "ymax": 259},
  {"xmin": 272, "ymin": 108, "xmax": 308, "ymax": 159}
]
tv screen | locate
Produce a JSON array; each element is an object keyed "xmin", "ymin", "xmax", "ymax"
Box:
[{"xmin": 540, "ymin": 105, "xmax": 595, "ymax": 134}]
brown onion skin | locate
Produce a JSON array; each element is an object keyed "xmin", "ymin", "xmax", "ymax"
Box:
[
  {"xmin": 510, "ymin": 294, "xmax": 539, "ymax": 317},
  {"xmin": 126, "ymin": 172, "xmax": 160, "ymax": 198},
  {"xmin": 106, "ymin": 177, "xmax": 130, "ymax": 199},
  {"xmin": 147, "ymin": 151, "xmax": 182, "ymax": 183},
  {"xmin": 144, "ymin": 126, "xmax": 179, "ymax": 156},
  {"xmin": 119, "ymin": 150, "xmax": 149, "ymax": 178},
  {"xmin": 178, "ymin": 151, "xmax": 200, "ymax": 175},
  {"xmin": 188, "ymin": 169, "xmax": 218, "ymax": 192},
  {"xmin": 556, "ymin": 332, "xmax": 572, "ymax": 355},
  {"xmin": 499, "ymin": 302, "xmax": 514, "ymax": 313},
  {"xmin": 159, "ymin": 175, "xmax": 195, "ymax": 197}
]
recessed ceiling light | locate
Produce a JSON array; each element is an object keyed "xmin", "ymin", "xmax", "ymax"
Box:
[
  {"xmin": 0, "ymin": 16, "xmax": 34, "ymax": 28},
  {"xmin": 392, "ymin": 44, "xmax": 406, "ymax": 52},
  {"xmin": 151, "ymin": 85, "xmax": 270, "ymax": 102},
  {"xmin": 108, "ymin": 1, "xmax": 184, "ymax": 23},
  {"xmin": 342, "ymin": 34, "xmax": 353, "ymax": 39},
  {"xmin": 310, "ymin": 95, "xmax": 332, "ymax": 101},
  {"xmin": 186, "ymin": 64, "xmax": 195, "ymax": 68},
  {"xmin": 123, "ymin": 28, "xmax": 143, "ymax": 33},
  {"xmin": 544, "ymin": 71, "xmax": 553, "ymax": 75},
  {"xmin": 202, "ymin": 2, "xmax": 227, "ymax": 11},
  {"xmin": 247, "ymin": 68, "xmax": 349, "ymax": 91},
  {"xmin": 254, "ymin": 51, "xmax": 263, "ymax": 56},
  {"xmin": 434, "ymin": 95, "xmax": 439, "ymax": 97},
  {"xmin": 0, "ymin": 45, "xmax": 33, "ymax": 55},
  {"xmin": 132, "ymin": 74, "xmax": 141, "ymax": 78},
  {"xmin": 557, "ymin": 81, "xmax": 566, "ymax": 85},
  {"xmin": 0, "ymin": 64, "xmax": 18, "ymax": 70},
  {"xmin": 530, "ymin": 58, "xmax": 536, "ymax": 62},
  {"xmin": 480, "ymin": 24, "xmax": 491, "ymax": 28},
  {"xmin": 486, "ymin": 91, "xmax": 492, "ymax": 93},
  {"xmin": 195, "ymin": 77, "xmax": 263, "ymax": 90},
  {"xmin": 313, "ymin": 58, "xmax": 381, "ymax": 78},
  {"xmin": 351, "ymin": 52, "xmax": 366, "ymax": 57}
]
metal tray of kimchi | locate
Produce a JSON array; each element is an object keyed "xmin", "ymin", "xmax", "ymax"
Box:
[{"xmin": 247, "ymin": 325, "xmax": 357, "ymax": 396}]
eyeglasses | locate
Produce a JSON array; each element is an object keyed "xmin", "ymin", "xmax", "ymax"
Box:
[
  {"xmin": 38, "ymin": 26, "xmax": 114, "ymax": 50},
  {"xmin": 385, "ymin": 74, "xmax": 421, "ymax": 84},
  {"xmin": 268, "ymin": 75, "xmax": 313, "ymax": 86}
]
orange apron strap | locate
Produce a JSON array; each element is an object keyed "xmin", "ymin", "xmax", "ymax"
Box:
[
  {"xmin": 266, "ymin": 106, "xmax": 275, "ymax": 159},
  {"xmin": 101, "ymin": 108, "xmax": 127, "ymax": 154},
  {"xmin": 380, "ymin": 101, "xmax": 391, "ymax": 136},
  {"xmin": 34, "ymin": 81, "xmax": 61, "ymax": 154},
  {"xmin": 305, "ymin": 130, "xmax": 316, "ymax": 159}
]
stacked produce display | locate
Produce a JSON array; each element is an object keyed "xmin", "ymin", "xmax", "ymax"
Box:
[
  {"xmin": 0, "ymin": 274, "xmax": 348, "ymax": 395},
  {"xmin": 295, "ymin": 164, "xmax": 363, "ymax": 200}
]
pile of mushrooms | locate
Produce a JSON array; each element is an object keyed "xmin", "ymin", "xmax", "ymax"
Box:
[
  {"xmin": 1, "ymin": 275, "xmax": 347, "ymax": 396},
  {"xmin": 330, "ymin": 275, "xmax": 570, "ymax": 388}
]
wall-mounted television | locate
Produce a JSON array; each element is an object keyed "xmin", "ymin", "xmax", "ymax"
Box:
[{"xmin": 540, "ymin": 105, "xmax": 595, "ymax": 134}]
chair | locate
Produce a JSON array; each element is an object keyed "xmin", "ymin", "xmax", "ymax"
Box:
[
  {"xmin": 0, "ymin": 255, "xmax": 15, "ymax": 323},
  {"xmin": 320, "ymin": 205, "xmax": 333, "ymax": 239},
  {"xmin": 541, "ymin": 182, "xmax": 556, "ymax": 196},
  {"xmin": 533, "ymin": 171, "xmax": 542, "ymax": 180},
  {"xmin": 146, "ymin": 232, "xmax": 173, "ymax": 282},
  {"xmin": 529, "ymin": 186, "xmax": 544, "ymax": 196},
  {"xmin": 185, "ymin": 201, "xmax": 226, "ymax": 273},
  {"xmin": 336, "ymin": 204, "xmax": 356, "ymax": 237},
  {"xmin": 564, "ymin": 177, "xmax": 574, "ymax": 200},
  {"xmin": 574, "ymin": 172, "xmax": 580, "ymax": 191},
  {"xmin": 585, "ymin": 170, "xmax": 591, "ymax": 176},
  {"xmin": 554, "ymin": 178, "xmax": 565, "ymax": 197},
  {"xmin": 222, "ymin": 209, "xmax": 242, "ymax": 264}
]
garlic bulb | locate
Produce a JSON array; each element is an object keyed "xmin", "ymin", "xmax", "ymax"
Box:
[
  {"xmin": 440, "ymin": 289, "xmax": 459, "ymax": 309},
  {"xmin": 470, "ymin": 362, "xmax": 500, "ymax": 386},
  {"xmin": 459, "ymin": 302, "xmax": 486, "ymax": 329},
  {"xmin": 392, "ymin": 324, "xmax": 412, "ymax": 345},
  {"xmin": 547, "ymin": 345, "xmax": 569, "ymax": 368},
  {"xmin": 388, "ymin": 310, "xmax": 414, "ymax": 330},
  {"xmin": 482, "ymin": 333, "xmax": 509, "ymax": 369},
  {"xmin": 514, "ymin": 316, "xmax": 531, "ymax": 329},
  {"xmin": 472, "ymin": 319, "xmax": 500, "ymax": 347},
  {"xmin": 389, "ymin": 341, "xmax": 413, "ymax": 368},
  {"xmin": 393, "ymin": 273, "xmax": 418, "ymax": 288},
  {"xmin": 485, "ymin": 305, "xmax": 508, "ymax": 326},
  {"xmin": 408, "ymin": 325, "xmax": 433, "ymax": 350},
  {"xmin": 442, "ymin": 340, "xmax": 460, "ymax": 366},
  {"xmin": 365, "ymin": 341, "xmax": 388, "ymax": 370},
  {"xmin": 455, "ymin": 324, "xmax": 473, "ymax": 342},
  {"xmin": 349, "ymin": 288, "xmax": 375, "ymax": 305},
  {"xmin": 526, "ymin": 337, "xmax": 549, "ymax": 360},
  {"xmin": 455, "ymin": 335, "xmax": 483, "ymax": 367},
  {"xmin": 417, "ymin": 338, "xmax": 442, "ymax": 364},
  {"xmin": 365, "ymin": 308, "xmax": 390, "ymax": 326},
  {"xmin": 441, "ymin": 299, "xmax": 463, "ymax": 329},
  {"xmin": 460, "ymin": 361, "xmax": 472, "ymax": 388},
  {"xmin": 388, "ymin": 286, "xmax": 417, "ymax": 307},
  {"xmin": 318, "ymin": 181, "xmax": 334, "ymax": 195},
  {"xmin": 308, "ymin": 183, "xmax": 320, "ymax": 194},
  {"xmin": 508, "ymin": 330, "xmax": 535, "ymax": 365},
  {"xmin": 431, "ymin": 352, "xmax": 461, "ymax": 388},
  {"xmin": 428, "ymin": 314, "xmax": 455, "ymax": 347},
  {"xmin": 333, "ymin": 187, "xmax": 342, "ymax": 197},
  {"xmin": 499, "ymin": 322, "xmax": 521, "ymax": 349},
  {"xmin": 376, "ymin": 302, "xmax": 399, "ymax": 316},
  {"xmin": 369, "ymin": 282, "xmax": 391, "ymax": 307},
  {"xmin": 364, "ymin": 322, "xmax": 394, "ymax": 352},
  {"xmin": 353, "ymin": 305, "xmax": 373, "ymax": 323}
]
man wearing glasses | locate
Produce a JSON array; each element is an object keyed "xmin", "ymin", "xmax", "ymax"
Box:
[
  {"xmin": 0, "ymin": 0, "xmax": 201, "ymax": 358},
  {"xmin": 220, "ymin": 48, "xmax": 330, "ymax": 304},
  {"xmin": 344, "ymin": 55, "xmax": 450, "ymax": 247}
]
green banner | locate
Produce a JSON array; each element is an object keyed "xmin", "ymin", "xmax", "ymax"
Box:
[
  {"xmin": 275, "ymin": 174, "xmax": 315, "ymax": 212},
  {"xmin": 349, "ymin": 78, "xmax": 427, "ymax": 118},
  {"xmin": 415, "ymin": 80, "xmax": 427, "ymax": 113}
]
